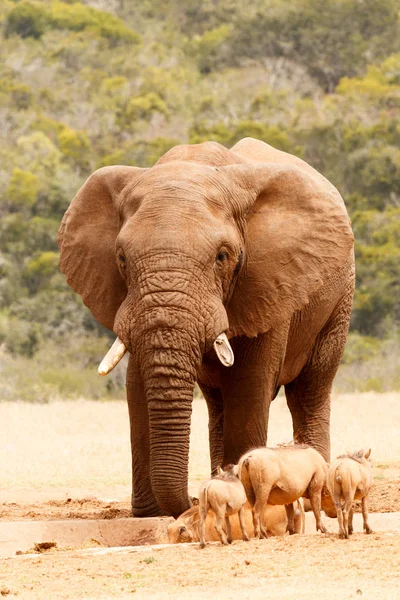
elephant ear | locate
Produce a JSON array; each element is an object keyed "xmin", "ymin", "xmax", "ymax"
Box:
[
  {"xmin": 225, "ymin": 163, "xmax": 354, "ymax": 338},
  {"xmin": 58, "ymin": 166, "xmax": 142, "ymax": 331}
]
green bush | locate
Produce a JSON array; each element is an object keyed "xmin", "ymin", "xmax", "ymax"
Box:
[
  {"xmin": 123, "ymin": 93, "xmax": 169, "ymax": 123},
  {"xmin": 58, "ymin": 127, "xmax": 90, "ymax": 164},
  {"xmin": 48, "ymin": 1, "xmax": 140, "ymax": 43},
  {"xmin": 0, "ymin": 313, "xmax": 40, "ymax": 358},
  {"xmin": 23, "ymin": 251, "xmax": 60, "ymax": 294},
  {"xmin": 5, "ymin": 2, "xmax": 49, "ymax": 39},
  {"xmin": 189, "ymin": 24, "xmax": 232, "ymax": 74},
  {"xmin": 0, "ymin": 79, "xmax": 32, "ymax": 110},
  {"xmin": 6, "ymin": 168, "xmax": 40, "ymax": 210}
]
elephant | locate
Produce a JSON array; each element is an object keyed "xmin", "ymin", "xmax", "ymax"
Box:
[{"xmin": 58, "ymin": 137, "xmax": 354, "ymax": 519}]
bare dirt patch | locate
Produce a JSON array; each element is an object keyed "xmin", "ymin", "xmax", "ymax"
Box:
[
  {"xmin": 359, "ymin": 477, "xmax": 400, "ymax": 513},
  {"xmin": 1, "ymin": 395, "xmax": 399, "ymax": 597},
  {"xmin": 0, "ymin": 497, "xmax": 131, "ymax": 521},
  {"xmin": 2, "ymin": 532, "xmax": 400, "ymax": 599},
  {"xmin": 1, "ymin": 465, "xmax": 398, "ymax": 521}
]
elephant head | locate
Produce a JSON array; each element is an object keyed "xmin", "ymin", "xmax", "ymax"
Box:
[{"xmin": 58, "ymin": 140, "xmax": 353, "ymax": 517}]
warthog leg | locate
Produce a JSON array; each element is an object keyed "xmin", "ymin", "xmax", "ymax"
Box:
[
  {"xmin": 362, "ymin": 496, "xmax": 373, "ymax": 534},
  {"xmin": 335, "ymin": 500, "xmax": 347, "ymax": 539},
  {"xmin": 348, "ymin": 507, "xmax": 354, "ymax": 535},
  {"xmin": 309, "ymin": 477, "xmax": 327, "ymax": 534},
  {"xmin": 238, "ymin": 506, "xmax": 250, "ymax": 542},
  {"xmin": 285, "ymin": 503, "xmax": 296, "ymax": 535},
  {"xmin": 253, "ymin": 484, "xmax": 272, "ymax": 539},
  {"xmin": 225, "ymin": 516, "xmax": 233, "ymax": 544},
  {"xmin": 214, "ymin": 507, "xmax": 229, "ymax": 545},
  {"xmin": 342, "ymin": 490, "xmax": 355, "ymax": 538}
]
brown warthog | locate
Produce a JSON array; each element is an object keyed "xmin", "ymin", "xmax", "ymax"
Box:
[
  {"xmin": 326, "ymin": 449, "xmax": 373, "ymax": 539},
  {"xmin": 198, "ymin": 465, "xmax": 249, "ymax": 548},
  {"xmin": 168, "ymin": 499, "xmax": 305, "ymax": 543},
  {"xmin": 238, "ymin": 445, "xmax": 328, "ymax": 537}
]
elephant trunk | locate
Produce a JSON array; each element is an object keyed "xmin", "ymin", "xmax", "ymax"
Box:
[
  {"xmin": 112, "ymin": 264, "xmax": 230, "ymax": 518},
  {"xmin": 140, "ymin": 327, "xmax": 200, "ymax": 518}
]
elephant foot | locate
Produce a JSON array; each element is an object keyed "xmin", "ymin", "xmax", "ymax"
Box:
[{"xmin": 132, "ymin": 501, "xmax": 167, "ymax": 518}]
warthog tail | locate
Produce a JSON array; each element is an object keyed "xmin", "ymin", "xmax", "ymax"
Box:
[
  {"xmin": 199, "ymin": 482, "xmax": 210, "ymax": 522},
  {"xmin": 238, "ymin": 456, "xmax": 256, "ymax": 506}
]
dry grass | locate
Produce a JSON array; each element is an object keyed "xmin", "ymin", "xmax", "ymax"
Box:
[{"xmin": 1, "ymin": 392, "xmax": 399, "ymax": 499}]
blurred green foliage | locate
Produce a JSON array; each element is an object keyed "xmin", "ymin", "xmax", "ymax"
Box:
[{"xmin": 0, "ymin": 0, "xmax": 399, "ymax": 398}]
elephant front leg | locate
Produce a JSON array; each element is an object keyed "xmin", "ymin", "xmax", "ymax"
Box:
[
  {"xmin": 126, "ymin": 357, "xmax": 164, "ymax": 517},
  {"xmin": 220, "ymin": 334, "xmax": 279, "ymax": 466}
]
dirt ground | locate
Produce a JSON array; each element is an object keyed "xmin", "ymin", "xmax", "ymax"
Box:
[
  {"xmin": 1, "ymin": 532, "xmax": 400, "ymax": 599},
  {"xmin": 1, "ymin": 394, "xmax": 400, "ymax": 597},
  {"xmin": 1, "ymin": 465, "xmax": 399, "ymax": 521}
]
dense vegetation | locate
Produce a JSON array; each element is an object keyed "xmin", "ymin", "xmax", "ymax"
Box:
[{"xmin": 1, "ymin": 0, "xmax": 399, "ymax": 400}]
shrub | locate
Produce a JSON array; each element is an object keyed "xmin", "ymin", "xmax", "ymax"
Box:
[
  {"xmin": 48, "ymin": 1, "xmax": 140, "ymax": 44},
  {"xmin": 124, "ymin": 93, "xmax": 169, "ymax": 123},
  {"xmin": 6, "ymin": 168, "xmax": 40, "ymax": 210},
  {"xmin": 0, "ymin": 79, "xmax": 32, "ymax": 110},
  {"xmin": 0, "ymin": 313, "xmax": 40, "ymax": 358},
  {"xmin": 5, "ymin": 2, "xmax": 49, "ymax": 39},
  {"xmin": 23, "ymin": 251, "xmax": 60, "ymax": 294},
  {"xmin": 58, "ymin": 127, "xmax": 90, "ymax": 164}
]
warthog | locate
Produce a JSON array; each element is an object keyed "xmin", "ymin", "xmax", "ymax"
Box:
[
  {"xmin": 168, "ymin": 499, "xmax": 305, "ymax": 543},
  {"xmin": 326, "ymin": 449, "xmax": 373, "ymax": 539},
  {"xmin": 238, "ymin": 445, "xmax": 328, "ymax": 537},
  {"xmin": 198, "ymin": 465, "xmax": 249, "ymax": 548}
]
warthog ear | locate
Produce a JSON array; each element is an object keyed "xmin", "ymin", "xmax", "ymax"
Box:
[{"xmin": 365, "ymin": 448, "xmax": 372, "ymax": 459}]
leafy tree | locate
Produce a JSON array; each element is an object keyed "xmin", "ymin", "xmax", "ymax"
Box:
[{"xmin": 1, "ymin": 0, "xmax": 399, "ymax": 395}]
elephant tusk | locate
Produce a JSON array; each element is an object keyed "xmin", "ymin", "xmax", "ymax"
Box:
[
  {"xmin": 213, "ymin": 333, "xmax": 234, "ymax": 367},
  {"xmin": 98, "ymin": 337, "xmax": 127, "ymax": 376}
]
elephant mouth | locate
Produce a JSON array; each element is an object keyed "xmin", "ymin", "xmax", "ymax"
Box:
[{"xmin": 98, "ymin": 332, "xmax": 234, "ymax": 376}]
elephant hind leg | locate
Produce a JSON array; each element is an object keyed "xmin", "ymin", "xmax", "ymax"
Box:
[
  {"xmin": 199, "ymin": 384, "xmax": 224, "ymax": 476},
  {"xmin": 285, "ymin": 291, "xmax": 353, "ymax": 462}
]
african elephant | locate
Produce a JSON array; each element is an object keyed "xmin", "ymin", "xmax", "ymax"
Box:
[{"xmin": 58, "ymin": 137, "xmax": 354, "ymax": 518}]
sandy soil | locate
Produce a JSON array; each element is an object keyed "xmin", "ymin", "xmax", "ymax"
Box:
[
  {"xmin": 1, "ymin": 469, "xmax": 399, "ymax": 521},
  {"xmin": 1, "ymin": 532, "xmax": 400, "ymax": 599},
  {"xmin": 1, "ymin": 393, "xmax": 399, "ymax": 597}
]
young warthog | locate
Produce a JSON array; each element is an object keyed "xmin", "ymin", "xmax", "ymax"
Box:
[
  {"xmin": 168, "ymin": 499, "xmax": 305, "ymax": 543},
  {"xmin": 238, "ymin": 445, "xmax": 328, "ymax": 537},
  {"xmin": 198, "ymin": 465, "xmax": 249, "ymax": 548},
  {"xmin": 326, "ymin": 449, "xmax": 373, "ymax": 539}
]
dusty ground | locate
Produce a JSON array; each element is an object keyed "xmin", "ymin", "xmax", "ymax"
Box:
[
  {"xmin": 1, "ymin": 393, "xmax": 399, "ymax": 597},
  {"xmin": 1, "ymin": 533, "xmax": 400, "ymax": 599},
  {"xmin": 1, "ymin": 467, "xmax": 399, "ymax": 521}
]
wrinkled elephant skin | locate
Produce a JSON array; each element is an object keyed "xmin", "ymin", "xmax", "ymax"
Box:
[{"xmin": 58, "ymin": 138, "xmax": 354, "ymax": 518}]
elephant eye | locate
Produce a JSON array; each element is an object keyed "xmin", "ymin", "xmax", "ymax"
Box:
[
  {"xmin": 216, "ymin": 250, "xmax": 228, "ymax": 264},
  {"xmin": 118, "ymin": 254, "xmax": 126, "ymax": 265}
]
